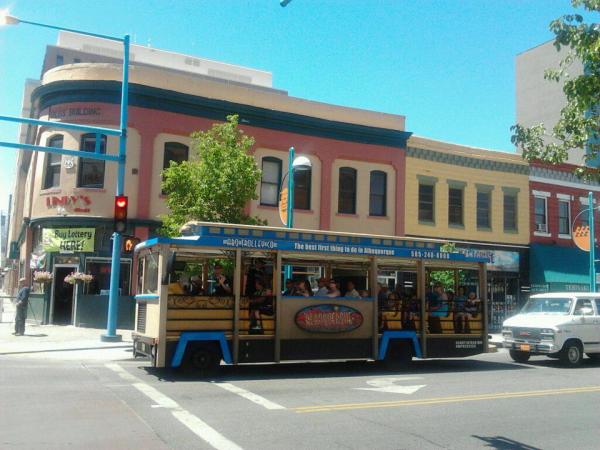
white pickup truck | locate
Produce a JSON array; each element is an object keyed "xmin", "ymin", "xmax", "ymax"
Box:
[{"xmin": 502, "ymin": 293, "xmax": 600, "ymax": 366}]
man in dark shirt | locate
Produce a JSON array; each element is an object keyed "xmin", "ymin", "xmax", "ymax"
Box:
[
  {"xmin": 14, "ymin": 277, "xmax": 30, "ymax": 336},
  {"xmin": 212, "ymin": 264, "xmax": 232, "ymax": 296}
]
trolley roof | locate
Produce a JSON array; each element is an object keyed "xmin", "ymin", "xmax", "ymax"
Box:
[{"xmin": 134, "ymin": 221, "xmax": 491, "ymax": 263}]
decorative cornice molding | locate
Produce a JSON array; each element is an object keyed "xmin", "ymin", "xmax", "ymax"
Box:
[
  {"xmin": 406, "ymin": 146, "xmax": 529, "ymax": 175},
  {"xmin": 32, "ymin": 80, "xmax": 412, "ymax": 149},
  {"xmin": 529, "ymin": 165, "xmax": 600, "ymax": 188}
]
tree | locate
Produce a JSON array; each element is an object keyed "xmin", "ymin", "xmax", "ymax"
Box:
[
  {"xmin": 511, "ymin": 0, "xmax": 600, "ymax": 179},
  {"xmin": 161, "ymin": 114, "xmax": 265, "ymax": 236}
]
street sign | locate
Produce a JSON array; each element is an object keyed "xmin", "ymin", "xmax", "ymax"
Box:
[{"xmin": 278, "ymin": 187, "xmax": 288, "ymax": 226}]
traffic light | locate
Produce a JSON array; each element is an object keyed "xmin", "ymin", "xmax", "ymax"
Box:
[
  {"xmin": 113, "ymin": 195, "xmax": 128, "ymax": 233},
  {"xmin": 122, "ymin": 236, "xmax": 141, "ymax": 253}
]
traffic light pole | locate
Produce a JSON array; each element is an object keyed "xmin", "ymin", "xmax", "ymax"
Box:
[{"xmin": 102, "ymin": 34, "xmax": 130, "ymax": 342}]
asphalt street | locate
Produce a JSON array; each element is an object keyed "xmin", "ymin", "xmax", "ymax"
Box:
[{"xmin": 2, "ymin": 345, "xmax": 600, "ymax": 450}]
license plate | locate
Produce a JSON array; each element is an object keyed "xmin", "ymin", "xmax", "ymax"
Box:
[{"xmin": 519, "ymin": 344, "xmax": 531, "ymax": 352}]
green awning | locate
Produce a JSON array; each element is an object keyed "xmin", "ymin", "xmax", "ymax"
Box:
[{"xmin": 530, "ymin": 243, "xmax": 590, "ymax": 285}]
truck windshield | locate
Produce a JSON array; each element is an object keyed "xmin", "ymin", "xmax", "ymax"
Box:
[{"xmin": 521, "ymin": 297, "xmax": 573, "ymax": 314}]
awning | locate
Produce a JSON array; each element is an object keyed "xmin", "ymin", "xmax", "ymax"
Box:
[{"xmin": 530, "ymin": 243, "xmax": 591, "ymax": 289}]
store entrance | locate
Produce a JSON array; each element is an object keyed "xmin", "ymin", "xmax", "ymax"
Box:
[
  {"xmin": 51, "ymin": 265, "xmax": 77, "ymax": 325},
  {"xmin": 487, "ymin": 276, "xmax": 519, "ymax": 332}
]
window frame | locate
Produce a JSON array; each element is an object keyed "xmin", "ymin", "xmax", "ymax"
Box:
[
  {"xmin": 447, "ymin": 184, "xmax": 464, "ymax": 227},
  {"xmin": 503, "ymin": 191, "xmax": 518, "ymax": 232},
  {"xmin": 161, "ymin": 141, "xmax": 189, "ymax": 194},
  {"xmin": 293, "ymin": 166, "xmax": 312, "ymax": 210},
  {"xmin": 83, "ymin": 257, "xmax": 132, "ymax": 296},
  {"xmin": 558, "ymin": 198, "xmax": 571, "ymax": 237},
  {"xmin": 369, "ymin": 170, "xmax": 387, "ymax": 217},
  {"xmin": 77, "ymin": 133, "xmax": 107, "ymax": 189},
  {"xmin": 418, "ymin": 181, "xmax": 436, "ymax": 224},
  {"xmin": 43, "ymin": 134, "xmax": 63, "ymax": 189},
  {"xmin": 338, "ymin": 167, "xmax": 357, "ymax": 215},
  {"xmin": 476, "ymin": 188, "xmax": 492, "ymax": 229},
  {"xmin": 260, "ymin": 156, "xmax": 282, "ymax": 207},
  {"xmin": 534, "ymin": 196, "xmax": 548, "ymax": 234}
]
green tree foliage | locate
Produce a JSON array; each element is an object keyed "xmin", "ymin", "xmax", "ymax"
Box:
[
  {"xmin": 161, "ymin": 115, "xmax": 265, "ymax": 236},
  {"xmin": 511, "ymin": 0, "xmax": 600, "ymax": 179}
]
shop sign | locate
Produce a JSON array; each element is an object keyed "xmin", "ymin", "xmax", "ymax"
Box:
[
  {"xmin": 530, "ymin": 283, "xmax": 550, "ymax": 293},
  {"xmin": 48, "ymin": 107, "xmax": 102, "ymax": 119},
  {"xmin": 42, "ymin": 228, "xmax": 95, "ymax": 253},
  {"xmin": 457, "ymin": 248, "xmax": 519, "ymax": 272},
  {"xmin": 295, "ymin": 304, "xmax": 363, "ymax": 333},
  {"xmin": 278, "ymin": 187, "xmax": 288, "ymax": 226},
  {"xmin": 46, "ymin": 195, "xmax": 92, "ymax": 213}
]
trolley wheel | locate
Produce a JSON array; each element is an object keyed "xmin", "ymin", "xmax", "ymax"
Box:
[
  {"xmin": 560, "ymin": 340, "xmax": 583, "ymax": 367},
  {"xmin": 384, "ymin": 340, "xmax": 413, "ymax": 370},
  {"xmin": 509, "ymin": 350, "xmax": 531, "ymax": 363},
  {"xmin": 186, "ymin": 344, "xmax": 221, "ymax": 376}
]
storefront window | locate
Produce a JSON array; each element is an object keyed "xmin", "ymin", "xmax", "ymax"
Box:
[{"xmin": 84, "ymin": 258, "xmax": 131, "ymax": 296}]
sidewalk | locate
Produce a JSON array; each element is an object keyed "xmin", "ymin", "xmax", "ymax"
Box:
[{"xmin": 0, "ymin": 295, "xmax": 134, "ymax": 361}]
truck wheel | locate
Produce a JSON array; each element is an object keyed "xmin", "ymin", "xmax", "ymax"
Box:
[
  {"xmin": 384, "ymin": 340, "xmax": 413, "ymax": 370},
  {"xmin": 509, "ymin": 350, "xmax": 530, "ymax": 363},
  {"xmin": 560, "ymin": 341, "xmax": 583, "ymax": 367},
  {"xmin": 187, "ymin": 345, "xmax": 221, "ymax": 376}
]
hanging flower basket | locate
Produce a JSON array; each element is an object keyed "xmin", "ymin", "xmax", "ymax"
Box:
[
  {"xmin": 33, "ymin": 271, "xmax": 53, "ymax": 284},
  {"xmin": 64, "ymin": 272, "xmax": 94, "ymax": 285}
]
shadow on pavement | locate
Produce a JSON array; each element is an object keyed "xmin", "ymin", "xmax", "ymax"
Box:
[
  {"xmin": 472, "ymin": 435, "xmax": 541, "ymax": 450},
  {"xmin": 20, "ymin": 333, "xmax": 48, "ymax": 338},
  {"xmin": 142, "ymin": 357, "xmax": 532, "ymax": 383}
]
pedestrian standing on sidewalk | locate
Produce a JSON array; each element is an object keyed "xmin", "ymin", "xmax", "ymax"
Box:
[{"xmin": 13, "ymin": 277, "xmax": 30, "ymax": 336}]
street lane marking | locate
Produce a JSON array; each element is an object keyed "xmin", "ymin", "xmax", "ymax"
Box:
[
  {"xmin": 213, "ymin": 382, "xmax": 286, "ymax": 410},
  {"xmin": 105, "ymin": 364, "xmax": 243, "ymax": 450},
  {"xmin": 294, "ymin": 385, "xmax": 600, "ymax": 413}
]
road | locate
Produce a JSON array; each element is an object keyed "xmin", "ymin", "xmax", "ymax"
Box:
[{"xmin": 2, "ymin": 348, "xmax": 600, "ymax": 449}]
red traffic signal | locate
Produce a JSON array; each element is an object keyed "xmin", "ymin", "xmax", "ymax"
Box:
[{"xmin": 114, "ymin": 195, "xmax": 128, "ymax": 233}]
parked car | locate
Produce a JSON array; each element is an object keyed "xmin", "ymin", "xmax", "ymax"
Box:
[{"xmin": 502, "ymin": 292, "xmax": 600, "ymax": 366}]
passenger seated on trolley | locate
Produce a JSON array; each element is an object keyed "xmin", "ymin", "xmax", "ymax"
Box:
[
  {"xmin": 295, "ymin": 279, "xmax": 313, "ymax": 297},
  {"xmin": 326, "ymin": 280, "xmax": 341, "ymax": 298},
  {"xmin": 188, "ymin": 275, "xmax": 204, "ymax": 295},
  {"xmin": 249, "ymin": 277, "xmax": 273, "ymax": 332},
  {"xmin": 401, "ymin": 290, "xmax": 419, "ymax": 330},
  {"xmin": 282, "ymin": 279, "xmax": 296, "ymax": 296},
  {"xmin": 168, "ymin": 274, "xmax": 189, "ymax": 295},
  {"xmin": 211, "ymin": 263, "xmax": 232, "ymax": 296},
  {"xmin": 344, "ymin": 281, "xmax": 361, "ymax": 299},
  {"xmin": 315, "ymin": 277, "xmax": 329, "ymax": 296}
]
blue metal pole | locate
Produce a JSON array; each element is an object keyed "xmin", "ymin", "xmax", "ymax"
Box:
[
  {"xmin": 589, "ymin": 192, "xmax": 596, "ymax": 292},
  {"xmin": 284, "ymin": 147, "xmax": 294, "ymax": 281},
  {"xmin": 102, "ymin": 34, "xmax": 130, "ymax": 342}
]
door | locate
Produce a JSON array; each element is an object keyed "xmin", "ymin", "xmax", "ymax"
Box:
[
  {"xmin": 51, "ymin": 265, "xmax": 77, "ymax": 325},
  {"xmin": 572, "ymin": 298, "xmax": 596, "ymax": 352},
  {"xmin": 590, "ymin": 299, "xmax": 600, "ymax": 353}
]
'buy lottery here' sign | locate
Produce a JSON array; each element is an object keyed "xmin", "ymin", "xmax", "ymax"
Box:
[{"xmin": 42, "ymin": 228, "xmax": 95, "ymax": 253}]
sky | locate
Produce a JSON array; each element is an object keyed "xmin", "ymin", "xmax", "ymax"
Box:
[{"xmin": 0, "ymin": 0, "xmax": 593, "ymax": 213}]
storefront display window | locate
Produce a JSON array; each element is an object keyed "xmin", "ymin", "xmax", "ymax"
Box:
[{"xmin": 83, "ymin": 258, "xmax": 131, "ymax": 296}]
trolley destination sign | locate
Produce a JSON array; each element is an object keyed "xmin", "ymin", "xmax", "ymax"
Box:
[{"xmin": 139, "ymin": 223, "xmax": 491, "ymax": 263}]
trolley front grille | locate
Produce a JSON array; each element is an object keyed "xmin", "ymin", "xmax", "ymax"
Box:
[{"xmin": 137, "ymin": 302, "xmax": 147, "ymax": 333}]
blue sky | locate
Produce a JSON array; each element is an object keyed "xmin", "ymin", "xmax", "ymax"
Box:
[{"xmin": 0, "ymin": 0, "xmax": 590, "ymax": 212}]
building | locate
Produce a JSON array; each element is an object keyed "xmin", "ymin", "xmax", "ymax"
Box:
[
  {"xmin": 8, "ymin": 32, "xmax": 409, "ymax": 328},
  {"xmin": 405, "ymin": 136, "xmax": 530, "ymax": 330},
  {"xmin": 515, "ymin": 40, "xmax": 585, "ymax": 166},
  {"xmin": 528, "ymin": 161, "xmax": 600, "ymax": 292}
]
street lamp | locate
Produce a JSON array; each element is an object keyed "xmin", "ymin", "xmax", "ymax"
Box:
[{"xmin": 0, "ymin": 11, "xmax": 130, "ymax": 341}]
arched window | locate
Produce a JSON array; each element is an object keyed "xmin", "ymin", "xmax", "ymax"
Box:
[
  {"xmin": 369, "ymin": 170, "xmax": 387, "ymax": 216},
  {"xmin": 78, "ymin": 133, "xmax": 107, "ymax": 188},
  {"xmin": 294, "ymin": 166, "xmax": 311, "ymax": 210},
  {"xmin": 338, "ymin": 167, "xmax": 357, "ymax": 214},
  {"xmin": 43, "ymin": 135, "xmax": 63, "ymax": 189},
  {"xmin": 260, "ymin": 157, "xmax": 282, "ymax": 206},
  {"xmin": 162, "ymin": 142, "xmax": 189, "ymax": 194}
]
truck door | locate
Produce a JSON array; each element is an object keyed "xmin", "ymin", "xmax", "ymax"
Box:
[
  {"xmin": 590, "ymin": 299, "xmax": 600, "ymax": 352},
  {"xmin": 572, "ymin": 298, "xmax": 597, "ymax": 352}
]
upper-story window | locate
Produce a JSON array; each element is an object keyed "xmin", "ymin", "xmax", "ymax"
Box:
[
  {"xmin": 418, "ymin": 177, "xmax": 436, "ymax": 223},
  {"xmin": 78, "ymin": 134, "xmax": 107, "ymax": 188},
  {"xmin": 43, "ymin": 135, "xmax": 63, "ymax": 189},
  {"xmin": 534, "ymin": 196, "xmax": 548, "ymax": 233},
  {"xmin": 476, "ymin": 185, "xmax": 492, "ymax": 229},
  {"xmin": 447, "ymin": 181, "xmax": 466, "ymax": 227},
  {"xmin": 162, "ymin": 142, "xmax": 189, "ymax": 194},
  {"xmin": 260, "ymin": 157, "xmax": 282, "ymax": 206},
  {"xmin": 558, "ymin": 198, "xmax": 571, "ymax": 236},
  {"xmin": 294, "ymin": 166, "xmax": 311, "ymax": 210},
  {"xmin": 338, "ymin": 167, "xmax": 357, "ymax": 214},
  {"xmin": 369, "ymin": 171, "xmax": 387, "ymax": 216},
  {"xmin": 56, "ymin": 54, "xmax": 64, "ymax": 66},
  {"xmin": 503, "ymin": 190, "xmax": 518, "ymax": 232}
]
